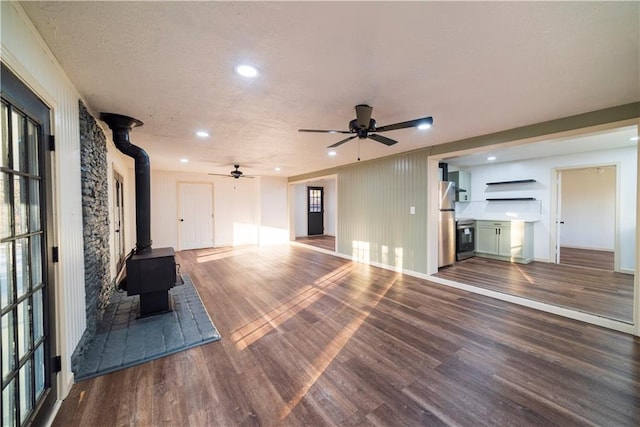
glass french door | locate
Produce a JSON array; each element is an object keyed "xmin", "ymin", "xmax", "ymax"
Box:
[{"xmin": 2, "ymin": 64, "xmax": 55, "ymax": 426}]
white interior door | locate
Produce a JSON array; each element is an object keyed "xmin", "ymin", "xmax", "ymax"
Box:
[{"xmin": 178, "ymin": 183, "xmax": 213, "ymax": 250}]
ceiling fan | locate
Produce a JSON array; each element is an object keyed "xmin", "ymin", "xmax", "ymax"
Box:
[
  {"xmin": 299, "ymin": 104, "xmax": 433, "ymax": 149},
  {"xmin": 208, "ymin": 165, "xmax": 255, "ymax": 179}
]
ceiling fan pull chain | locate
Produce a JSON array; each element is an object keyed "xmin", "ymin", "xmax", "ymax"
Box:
[{"xmin": 357, "ymin": 138, "xmax": 361, "ymax": 161}]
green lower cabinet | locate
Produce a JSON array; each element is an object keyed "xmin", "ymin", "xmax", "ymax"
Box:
[{"xmin": 475, "ymin": 220, "xmax": 533, "ymax": 264}]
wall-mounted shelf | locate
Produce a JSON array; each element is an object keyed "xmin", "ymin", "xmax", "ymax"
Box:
[
  {"xmin": 486, "ymin": 197, "xmax": 536, "ymax": 201},
  {"xmin": 486, "ymin": 179, "xmax": 536, "ymax": 186}
]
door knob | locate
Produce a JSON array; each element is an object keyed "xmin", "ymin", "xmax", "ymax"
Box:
[{"xmin": 180, "ymin": 219, "xmax": 184, "ymax": 222}]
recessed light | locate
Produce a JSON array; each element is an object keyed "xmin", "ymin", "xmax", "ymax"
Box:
[
  {"xmin": 235, "ymin": 64, "xmax": 259, "ymax": 78},
  {"xmin": 487, "ymin": 156, "xmax": 496, "ymax": 161},
  {"xmin": 417, "ymin": 123, "xmax": 432, "ymax": 130},
  {"xmin": 328, "ymin": 150, "xmax": 337, "ymax": 156},
  {"xmin": 195, "ymin": 131, "xmax": 209, "ymax": 138},
  {"xmin": 180, "ymin": 158, "xmax": 189, "ymax": 163},
  {"xmin": 631, "ymin": 136, "xmax": 639, "ymax": 141},
  {"xmin": 274, "ymin": 167, "xmax": 281, "ymax": 172}
]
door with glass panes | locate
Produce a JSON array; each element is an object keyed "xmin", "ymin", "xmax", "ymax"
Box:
[
  {"xmin": 307, "ymin": 186, "xmax": 324, "ymax": 236},
  {"xmin": 2, "ymin": 64, "xmax": 56, "ymax": 426}
]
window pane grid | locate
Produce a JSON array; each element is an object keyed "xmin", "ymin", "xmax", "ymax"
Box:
[
  {"xmin": 1, "ymin": 102, "xmax": 9, "ymax": 168},
  {"xmin": 308, "ymin": 188, "xmax": 322, "ymax": 213},
  {"xmin": 1, "ymin": 101, "xmax": 46, "ymax": 426}
]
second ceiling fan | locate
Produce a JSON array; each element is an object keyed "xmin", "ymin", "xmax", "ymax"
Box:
[
  {"xmin": 299, "ymin": 104, "xmax": 433, "ymax": 148},
  {"xmin": 208, "ymin": 164, "xmax": 255, "ymax": 179}
]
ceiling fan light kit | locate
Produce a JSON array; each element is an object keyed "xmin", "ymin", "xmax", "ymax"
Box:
[{"xmin": 298, "ymin": 104, "xmax": 433, "ymax": 156}]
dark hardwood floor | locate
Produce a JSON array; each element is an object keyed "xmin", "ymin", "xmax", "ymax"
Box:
[
  {"xmin": 560, "ymin": 246, "xmax": 615, "ymax": 270},
  {"xmin": 53, "ymin": 245, "xmax": 640, "ymax": 426},
  {"xmin": 295, "ymin": 235, "xmax": 336, "ymax": 251},
  {"xmin": 435, "ymin": 256, "xmax": 634, "ymax": 323}
]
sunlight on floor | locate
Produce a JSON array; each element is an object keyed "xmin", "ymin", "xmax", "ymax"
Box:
[
  {"xmin": 230, "ymin": 263, "xmax": 354, "ymax": 350},
  {"xmin": 513, "ymin": 263, "xmax": 535, "ymax": 284},
  {"xmin": 196, "ymin": 246, "xmax": 255, "ymax": 263},
  {"xmin": 279, "ymin": 274, "xmax": 399, "ymax": 420}
]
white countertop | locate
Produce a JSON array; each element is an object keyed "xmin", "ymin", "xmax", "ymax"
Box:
[{"xmin": 460, "ymin": 217, "xmax": 540, "ymax": 222}]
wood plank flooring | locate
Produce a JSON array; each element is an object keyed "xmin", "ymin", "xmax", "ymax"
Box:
[
  {"xmin": 53, "ymin": 245, "xmax": 640, "ymax": 426},
  {"xmin": 295, "ymin": 235, "xmax": 336, "ymax": 251},
  {"xmin": 560, "ymin": 246, "xmax": 615, "ymax": 270},
  {"xmin": 435, "ymin": 256, "xmax": 634, "ymax": 323}
]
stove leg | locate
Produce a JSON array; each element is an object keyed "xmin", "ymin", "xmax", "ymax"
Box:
[{"xmin": 139, "ymin": 291, "xmax": 172, "ymax": 317}]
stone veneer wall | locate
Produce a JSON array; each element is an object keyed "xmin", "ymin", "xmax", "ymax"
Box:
[{"xmin": 73, "ymin": 101, "xmax": 113, "ymax": 366}]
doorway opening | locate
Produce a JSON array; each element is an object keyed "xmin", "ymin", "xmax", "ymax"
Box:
[
  {"xmin": 554, "ymin": 165, "xmax": 617, "ymax": 271},
  {"xmin": 428, "ymin": 124, "xmax": 637, "ymax": 329},
  {"xmin": 290, "ymin": 176, "xmax": 337, "ymax": 252}
]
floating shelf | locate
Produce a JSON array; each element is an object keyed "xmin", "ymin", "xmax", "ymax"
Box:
[
  {"xmin": 486, "ymin": 197, "xmax": 537, "ymax": 201},
  {"xmin": 486, "ymin": 179, "xmax": 536, "ymax": 185}
]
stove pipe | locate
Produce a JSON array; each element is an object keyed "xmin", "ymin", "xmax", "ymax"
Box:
[{"xmin": 100, "ymin": 113, "xmax": 152, "ymax": 255}]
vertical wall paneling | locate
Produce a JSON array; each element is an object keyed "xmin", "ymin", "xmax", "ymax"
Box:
[
  {"xmin": 1, "ymin": 2, "xmax": 87, "ymax": 395},
  {"xmin": 338, "ymin": 151, "xmax": 430, "ymax": 274},
  {"xmin": 323, "ymin": 179, "xmax": 337, "ymax": 236}
]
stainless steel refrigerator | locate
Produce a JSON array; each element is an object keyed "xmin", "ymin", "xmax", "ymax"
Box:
[{"xmin": 438, "ymin": 181, "xmax": 456, "ymax": 267}]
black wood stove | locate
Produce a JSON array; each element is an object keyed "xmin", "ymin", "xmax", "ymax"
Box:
[{"xmin": 101, "ymin": 113, "xmax": 176, "ymax": 317}]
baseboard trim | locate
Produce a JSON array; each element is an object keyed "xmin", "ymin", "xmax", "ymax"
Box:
[
  {"xmin": 43, "ymin": 399, "xmax": 62, "ymax": 427},
  {"xmin": 560, "ymin": 245, "xmax": 614, "ymax": 252}
]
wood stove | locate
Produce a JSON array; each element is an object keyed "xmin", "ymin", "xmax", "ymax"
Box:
[{"xmin": 101, "ymin": 113, "xmax": 176, "ymax": 316}]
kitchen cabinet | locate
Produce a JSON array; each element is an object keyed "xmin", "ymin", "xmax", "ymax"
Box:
[
  {"xmin": 476, "ymin": 220, "xmax": 533, "ymax": 264},
  {"xmin": 448, "ymin": 171, "xmax": 471, "ymax": 202}
]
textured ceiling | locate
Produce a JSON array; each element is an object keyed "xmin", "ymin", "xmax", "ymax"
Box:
[{"xmin": 20, "ymin": 1, "xmax": 640, "ymax": 177}]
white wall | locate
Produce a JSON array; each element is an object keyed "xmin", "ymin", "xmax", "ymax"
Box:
[
  {"xmin": 561, "ymin": 166, "xmax": 615, "ymax": 250},
  {"xmin": 2, "ymin": 1, "xmax": 86, "ymax": 396},
  {"xmin": 293, "ymin": 183, "xmax": 307, "ymax": 237},
  {"xmin": 147, "ymin": 170, "xmax": 254, "ymax": 249},
  {"xmin": 457, "ymin": 145, "xmax": 636, "ymax": 270},
  {"xmin": 258, "ymin": 176, "xmax": 289, "ymax": 245}
]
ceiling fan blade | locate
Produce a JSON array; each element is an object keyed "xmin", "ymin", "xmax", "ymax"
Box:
[
  {"xmin": 368, "ymin": 134, "xmax": 398, "ymax": 146},
  {"xmin": 375, "ymin": 116, "xmax": 433, "ymax": 132},
  {"xmin": 208, "ymin": 173, "xmax": 231, "ymax": 177},
  {"xmin": 299, "ymin": 129, "xmax": 352, "ymax": 134},
  {"xmin": 328, "ymin": 135, "xmax": 357, "ymax": 148},
  {"xmin": 355, "ymin": 104, "xmax": 373, "ymax": 128}
]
